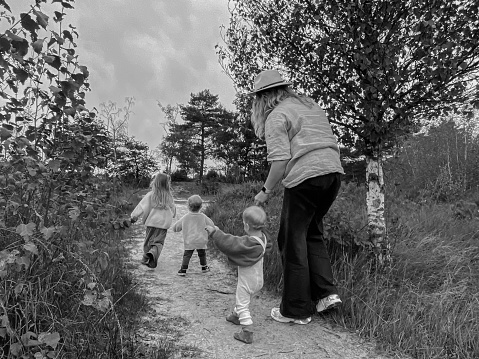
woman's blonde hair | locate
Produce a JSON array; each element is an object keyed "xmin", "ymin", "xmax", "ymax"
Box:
[
  {"xmin": 251, "ymin": 86, "xmax": 315, "ymax": 139},
  {"xmin": 150, "ymin": 173, "xmax": 174, "ymax": 209}
]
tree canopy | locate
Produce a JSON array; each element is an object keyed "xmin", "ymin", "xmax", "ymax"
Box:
[{"xmin": 218, "ymin": 0, "xmax": 479, "ymax": 153}]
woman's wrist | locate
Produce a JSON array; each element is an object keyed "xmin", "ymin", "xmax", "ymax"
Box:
[{"xmin": 261, "ymin": 186, "xmax": 272, "ymax": 194}]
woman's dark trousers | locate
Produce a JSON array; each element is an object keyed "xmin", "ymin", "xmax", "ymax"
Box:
[{"xmin": 278, "ymin": 173, "xmax": 341, "ymax": 319}]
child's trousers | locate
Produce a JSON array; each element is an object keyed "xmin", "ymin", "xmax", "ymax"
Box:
[
  {"xmin": 181, "ymin": 249, "xmax": 207, "ymax": 268},
  {"xmin": 143, "ymin": 227, "xmax": 167, "ymax": 267},
  {"xmin": 234, "ymin": 260, "xmax": 264, "ymax": 326}
]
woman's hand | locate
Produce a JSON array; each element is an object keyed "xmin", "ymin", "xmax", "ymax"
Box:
[{"xmin": 254, "ymin": 190, "xmax": 269, "ymax": 205}]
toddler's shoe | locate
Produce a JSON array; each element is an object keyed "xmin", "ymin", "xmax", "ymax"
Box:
[
  {"xmin": 226, "ymin": 312, "xmax": 240, "ymax": 325},
  {"xmin": 145, "ymin": 253, "xmax": 157, "ymax": 268},
  {"xmin": 233, "ymin": 328, "xmax": 253, "ymax": 344},
  {"xmin": 316, "ymin": 294, "xmax": 342, "ymax": 313},
  {"xmin": 270, "ymin": 307, "xmax": 311, "ymax": 325},
  {"xmin": 201, "ymin": 265, "xmax": 210, "ymax": 273},
  {"xmin": 177, "ymin": 268, "xmax": 187, "ymax": 276}
]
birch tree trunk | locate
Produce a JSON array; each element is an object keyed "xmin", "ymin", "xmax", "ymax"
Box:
[{"xmin": 366, "ymin": 154, "xmax": 390, "ymax": 264}]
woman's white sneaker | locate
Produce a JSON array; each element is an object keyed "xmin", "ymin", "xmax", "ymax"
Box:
[{"xmin": 316, "ymin": 294, "xmax": 342, "ymax": 313}]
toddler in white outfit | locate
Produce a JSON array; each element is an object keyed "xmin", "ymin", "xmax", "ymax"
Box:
[{"xmin": 206, "ymin": 205, "xmax": 271, "ymax": 344}]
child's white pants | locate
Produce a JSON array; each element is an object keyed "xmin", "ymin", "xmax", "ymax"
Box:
[{"xmin": 234, "ymin": 259, "xmax": 264, "ymax": 326}]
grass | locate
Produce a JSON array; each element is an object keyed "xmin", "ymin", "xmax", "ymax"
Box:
[{"xmin": 204, "ymin": 181, "xmax": 479, "ymax": 359}]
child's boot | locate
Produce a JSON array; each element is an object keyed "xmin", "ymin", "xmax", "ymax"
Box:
[{"xmin": 233, "ymin": 328, "xmax": 253, "ymax": 344}]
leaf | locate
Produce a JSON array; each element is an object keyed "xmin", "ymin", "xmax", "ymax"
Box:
[
  {"xmin": 79, "ymin": 65, "xmax": 89, "ymax": 78},
  {"xmin": 40, "ymin": 226, "xmax": 55, "ymax": 240},
  {"xmin": 16, "ymin": 222, "xmax": 36, "ymax": 238},
  {"xmin": 62, "ymin": 30, "xmax": 73, "ymax": 43},
  {"xmin": 0, "ymin": 127, "xmax": 12, "ymax": 141},
  {"xmin": 9, "ymin": 342, "xmax": 22, "ymax": 356},
  {"xmin": 38, "ymin": 332, "xmax": 60, "ymax": 349},
  {"xmin": 16, "ymin": 255, "xmax": 31, "ymax": 269},
  {"xmin": 0, "ymin": 0, "xmax": 11, "ymax": 12},
  {"xmin": 54, "ymin": 11, "xmax": 64, "ymax": 22},
  {"xmin": 32, "ymin": 38, "xmax": 44, "ymax": 54},
  {"xmin": 23, "ymin": 242, "xmax": 38, "ymax": 255},
  {"xmin": 62, "ymin": 2, "xmax": 74, "ymax": 9},
  {"xmin": 0, "ymin": 37, "xmax": 10, "ymax": 51},
  {"xmin": 33, "ymin": 9, "xmax": 49, "ymax": 29},
  {"xmin": 13, "ymin": 67, "xmax": 28, "ymax": 84},
  {"xmin": 44, "ymin": 54, "xmax": 61, "ymax": 70},
  {"xmin": 68, "ymin": 207, "xmax": 80, "ymax": 220},
  {"xmin": 20, "ymin": 13, "xmax": 39, "ymax": 33},
  {"xmin": 47, "ymin": 159, "xmax": 61, "ymax": 171},
  {"xmin": 14, "ymin": 283, "xmax": 26, "ymax": 296}
]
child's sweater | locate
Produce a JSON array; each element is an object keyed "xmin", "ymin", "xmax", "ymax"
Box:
[
  {"xmin": 210, "ymin": 228, "xmax": 272, "ymax": 267},
  {"xmin": 131, "ymin": 192, "xmax": 176, "ymax": 229},
  {"xmin": 172, "ymin": 212, "xmax": 214, "ymax": 250}
]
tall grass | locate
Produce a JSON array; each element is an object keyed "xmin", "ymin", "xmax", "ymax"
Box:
[
  {"xmin": 0, "ymin": 186, "xmax": 182, "ymax": 358},
  {"xmin": 205, "ymin": 181, "xmax": 479, "ymax": 359}
]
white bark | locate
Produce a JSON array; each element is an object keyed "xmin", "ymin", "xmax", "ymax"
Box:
[{"xmin": 366, "ymin": 154, "xmax": 389, "ymax": 263}]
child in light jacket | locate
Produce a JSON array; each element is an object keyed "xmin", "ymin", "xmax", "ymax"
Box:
[
  {"xmin": 131, "ymin": 172, "xmax": 176, "ymax": 268},
  {"xmin": 206, "ymin": 205, "xmax": 272, "ymax": 344},
  {"xmin": 172, "ymin": 195, "xmax": 214, "ymax": 276}
]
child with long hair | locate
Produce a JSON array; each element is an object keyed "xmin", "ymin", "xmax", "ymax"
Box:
[{"xmin": 131, "ymin": 172, "xmax": 176, "ymax": 268}]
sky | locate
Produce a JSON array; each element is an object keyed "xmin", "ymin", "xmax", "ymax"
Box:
[{"xmin": 10, "ymin": 0, "xmax": 238, "ymax": 149}]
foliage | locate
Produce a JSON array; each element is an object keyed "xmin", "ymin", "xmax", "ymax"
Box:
[
  {"xmin": 386, "ymin": 109, "xmax": 479, "ymax": 202},
  {"xmin": 0, "ymin": 1, "xmax": 163, "ymax": 357},
  {"xmin": 218, "ymin": 0, "xmax": 479, "ymax": 154},
  {"xmin": 158, "ymin": 92, "xmax": 269, "ymax": 183},
  {"xmin": 109, "ymin": 136, "xmax": 159, "ymax": 188}
]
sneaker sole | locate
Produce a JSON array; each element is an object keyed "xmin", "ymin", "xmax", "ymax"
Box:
[
  {"xmin": 177, "ymin": 273, "xmax": 186, "ymax": 276},
  {"xmin": 271, "ymin": 308, "xmax": 311, "ymax": 325}
]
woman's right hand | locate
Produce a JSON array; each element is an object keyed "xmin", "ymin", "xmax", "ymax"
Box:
[{"xmin": 254, "ymin": 190, "xmax": 269, "ymax": 205}]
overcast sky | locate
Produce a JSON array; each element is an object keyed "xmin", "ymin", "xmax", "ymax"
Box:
[{"xmin": 12, "ymin": 0, "xmax": 238, "ymax": 149}]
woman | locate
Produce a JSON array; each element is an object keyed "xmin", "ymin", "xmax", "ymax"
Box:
[{"xmin": 251, "ymin": 69, "xmax": 344, "ymax": 324}]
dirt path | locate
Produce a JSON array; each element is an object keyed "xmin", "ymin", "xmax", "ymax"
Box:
[{"xmin": 125, "ymin": 200, "xmax": 401, "ymax": 359}]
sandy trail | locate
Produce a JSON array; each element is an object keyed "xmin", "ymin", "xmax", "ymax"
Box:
[{"xmin": 125, "ymin": 200, "xmax": 401, "ymax": 359}]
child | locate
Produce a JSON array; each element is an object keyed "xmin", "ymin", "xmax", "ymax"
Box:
[
  {"xmin": 130, "ymin": 172, "xmax": 176, "ymax": 268},
  {"xmin": 172, "ymin": 194, "xmax": 214, "ymax": 276},
  {"xmin": 205, "ymin": 205, "xmax": 272, "ymax": 344}
]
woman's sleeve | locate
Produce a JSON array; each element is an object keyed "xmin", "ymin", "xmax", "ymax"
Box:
[{"xmin": 265, "ymin": 113, "xmax": 291, "ymax": 162}]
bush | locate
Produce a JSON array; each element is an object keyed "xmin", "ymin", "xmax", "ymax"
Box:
[{"xmin": 170, "ymin": 169, "xmax": 189, "ymax": 182}]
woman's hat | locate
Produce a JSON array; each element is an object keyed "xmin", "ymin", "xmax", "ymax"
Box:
[{"xmin": 248, "ymin": 69, "xmax": 291, "ymax": 95}]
